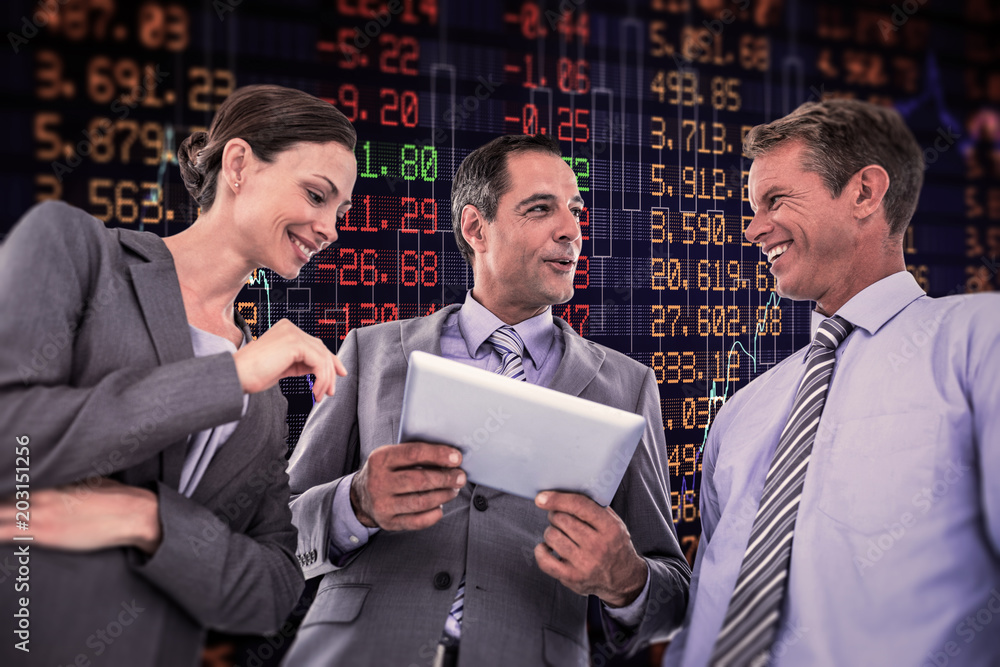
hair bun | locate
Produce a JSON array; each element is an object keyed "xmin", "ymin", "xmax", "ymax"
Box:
[{"xmin": 178, "ymin": 131, "xmax": 210, "ymax": 200}]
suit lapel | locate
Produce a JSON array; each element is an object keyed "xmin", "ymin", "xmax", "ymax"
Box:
[
  {"xmin": 399, "ymin": 304, "xmax": 460, "ymax": 358},
  {"xmin": 189, "ymin": 313, "xmax": 283, "ymax": 510},
  {"xmin": 120, "ymin": 231, "xmax": 194, "ymax": 489},
  {"xmin": 128, "ymin": 261, "xmax": 193, "ymax": 365},
  {"xmin": 191, "ymin": 310, "xmax": 287, "ymax": 512},
  {"xmin": 548, "ymin": 317, "xmax": 605, "ymax": 397},
  {"xmin": 189, "ymin": 390, "xmax": 268, "ymax": 509}
]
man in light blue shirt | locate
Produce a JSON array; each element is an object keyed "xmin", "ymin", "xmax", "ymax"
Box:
[{"xmin": 664, "ymin": 99, "xmax": 1000, "ymax": 666}]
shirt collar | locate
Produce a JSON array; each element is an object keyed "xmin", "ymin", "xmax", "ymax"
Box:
[
  {"xmin": 809, "ymin": 270, "xmax": 926, "ymax": 338},
  {"xmin": 457, "ymin": 290, "xmax": 557, "ymax": 367}
]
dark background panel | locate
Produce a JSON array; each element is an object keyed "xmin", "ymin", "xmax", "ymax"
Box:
[{"xmin": 2, "ymin": 0, "xmax": 998, "ymax": 664}]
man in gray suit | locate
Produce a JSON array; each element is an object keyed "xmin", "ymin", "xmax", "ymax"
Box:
[{"xmin": 284, "ymin": 134, "xmax": 691, "ymax": 667}]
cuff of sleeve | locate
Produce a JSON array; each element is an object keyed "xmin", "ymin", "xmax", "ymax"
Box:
[
  {"xmin": 126, "ymin": 481, "xmax": 225, "ymax": 598},
  {"xmin": 329, "ymin": 473, "xmax": 380, "ymax": 560},
  {"xmin": 158, "ymin": 352, "xmax": 246, "ymax": 435},
  {"xmin": 602, "ymin": 564, "xmax": 651, "ymax": 628}
]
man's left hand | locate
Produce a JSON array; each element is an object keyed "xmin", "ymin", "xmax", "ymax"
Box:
[{"xmin": 534, "ymin": 491, "xmax": 648, "ymax": 608}]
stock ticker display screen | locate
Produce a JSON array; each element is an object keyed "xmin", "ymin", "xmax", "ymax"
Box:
[{"xmin": 2, "ymin": 0, "xmax": 998, "ymax": 556}]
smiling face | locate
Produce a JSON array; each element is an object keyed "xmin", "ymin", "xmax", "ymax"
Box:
[
  {"xmin": 745, "ymin": 140, "xmax": 869, "ymax": 315},
  {"xmin": 234, "ymin": 141, "xmax": 357, "ymax": 279},
  {"xmin": 464, "ymin": 151, "xmax": 584, "ymax": 324}
]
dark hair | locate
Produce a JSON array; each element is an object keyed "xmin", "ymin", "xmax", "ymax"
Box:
[
  {"xmin": 743, "ymin": 99, "xmax": 924, "ymax": 236},
  {"xmin": 178, "ymin": 84, "xmax": 357, "ymax": 211},
  {"xmin": 451, "ymin": 134, "xmax": 562, "ymax": 264}
]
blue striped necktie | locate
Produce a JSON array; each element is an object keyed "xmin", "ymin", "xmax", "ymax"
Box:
[
  {"xmin": 709, "ymin": 315, "xmax": 854, "ymax": 666},
  {"xmin": 488, "ymin": 325, "xmax": 527, "ymax": 381},
  {"xmin": 442, "ymin": 325, "xmax": 527, "ymax": 643}
]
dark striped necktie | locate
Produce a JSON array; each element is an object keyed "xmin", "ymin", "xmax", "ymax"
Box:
[
  {"xmin": 442, "ymin": 325, "xmax": 527, "ymax": 643},
  {"xmin": 709, "ymin": 315, "xmax": 854, "ymax": 666}
]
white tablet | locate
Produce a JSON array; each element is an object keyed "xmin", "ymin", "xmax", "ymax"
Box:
[{"xmin": 397, "ymin": 350, "xmax": 645, "ymax": 506}]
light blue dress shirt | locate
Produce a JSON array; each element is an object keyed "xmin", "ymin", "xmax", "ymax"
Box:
[
  {"xmin": 328, "ymin": 290, "xmax": 650, "ymax": 626},
  {"xmin": 664, "ymin": 271, "xmax": 1000, "ymax": 667}
]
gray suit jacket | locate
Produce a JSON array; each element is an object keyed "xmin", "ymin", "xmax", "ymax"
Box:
[
  {"xmin": 0, "ymin": 202, "xmax": 303, "ymax": 666},
  {"xmin": 284, "ymin": 305, "xmax": 691, "ymax": 666}
]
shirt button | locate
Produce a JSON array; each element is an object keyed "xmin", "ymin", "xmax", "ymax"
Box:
[
  {"xmin": 349, "ymin": 535, "xmax": 360, "ymax": 544},
  {"xmin": 433, "ymin": 572, "xmax": 452, "ymax": 590},
  {"xmin": 473, "ymin": 495, "xmax": 489, "ymax": 512}
]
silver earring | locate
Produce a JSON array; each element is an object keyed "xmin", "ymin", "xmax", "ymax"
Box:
[{"xmin": 234, "ymin": 182, "xmax": 239, "ymax": 188}]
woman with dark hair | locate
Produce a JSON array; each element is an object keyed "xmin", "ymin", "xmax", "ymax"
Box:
[{"xmin": 0, "ymin": 84, "xmax": 356, "ymax": 666}]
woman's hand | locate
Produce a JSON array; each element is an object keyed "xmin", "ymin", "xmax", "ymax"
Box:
[
  {"xmin": 1, "ymin": 477, "xmax": 162, "ymax": 555},
  {"xmin": 232, "ymin": 318, "xmax": 347, "ymax": 402}
]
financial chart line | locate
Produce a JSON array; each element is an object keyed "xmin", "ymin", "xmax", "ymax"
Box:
[
  {"xmin": 247, "ymin": 268, "xmax": 273, "ymax": 329},
  {"xmin": 701, "ymin": 290, "xmax": 783, "ymax": 448},
  {"xmin": 246, "ymin": 268, "xmax": 318, "ymax": 404},
  {"xmin": 683, "ymin": 291, "xmax": 782, "ymax": 518},
  {"xmin": 139, "ymin": 125, "xmax": 178, "ymax": 233}
]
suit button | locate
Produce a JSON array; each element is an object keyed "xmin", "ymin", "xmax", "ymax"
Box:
[
  {"xmin": 433, "ymin": 572, "xmax": 452, "ymax": 590},
  {"xmin": 473, "ymin": 495, "xmax": 488, "ymax": 512}
]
